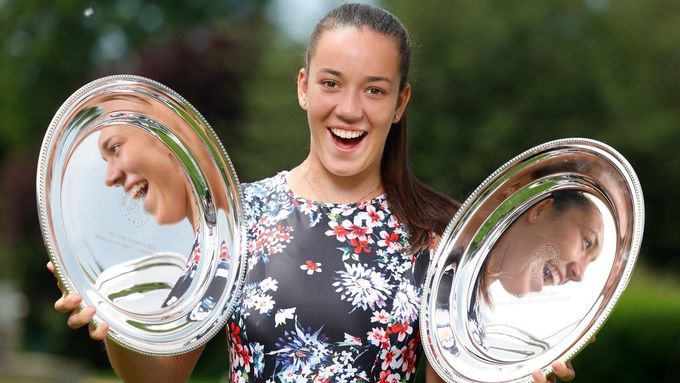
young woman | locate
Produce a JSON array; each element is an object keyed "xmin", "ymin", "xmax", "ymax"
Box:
[{"xmin": 50, "ymin": 3, "xmax": 576, "ymax": 382}]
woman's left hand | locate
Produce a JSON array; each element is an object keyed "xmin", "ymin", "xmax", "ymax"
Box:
[{"xmin": 532, "ymin": 360, "xmax": 576, "ymax": 382}]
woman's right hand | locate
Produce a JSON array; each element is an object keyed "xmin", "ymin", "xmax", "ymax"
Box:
[{"xmin": 47, "ymin": 261, "xmax": 109, "ymax": 341}]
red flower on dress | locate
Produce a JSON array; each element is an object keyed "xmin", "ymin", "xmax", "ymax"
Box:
[
  {"xmin": 300, "ymin": 260, "xmax": 322, "ymax": 275},
  {"xmin": 325, "ymin": 219, "xmax": 352, "ymax": 241},
  {"xmin": 350, "ymin": 238, "xmax": 371, "ymax": 254}
]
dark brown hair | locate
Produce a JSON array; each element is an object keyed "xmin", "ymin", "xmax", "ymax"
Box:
[{"xmin": 306, "ymin": 3, "xmax": 459, "ymax": 252}]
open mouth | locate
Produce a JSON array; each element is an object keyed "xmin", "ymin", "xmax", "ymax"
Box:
[
  {"xmin": 128, "ymin": 180, "xmax": 149, "ymax": 200},
  {"xmin": 330, "ymin": 127, "xmax": 366, "ymax": 149},
  {"xmin": 543, "ymin": 259, "xmax": 562, "ymax": 286},
  {"xmin": 528, "ymin": 243, "xmax": 560, "ymax": 288}
]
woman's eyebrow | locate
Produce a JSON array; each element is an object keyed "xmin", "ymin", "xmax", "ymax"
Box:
[
  {"xmin": 366, "ymin": 75, "xmax": 392, "ymax": 84},
  {"xmin": 318, "ymin": 67, "xmax": 342, "ymax": 77},
  {"xmin": 317, "ymin": 67, "xmax": 393, "ymax": 84}
]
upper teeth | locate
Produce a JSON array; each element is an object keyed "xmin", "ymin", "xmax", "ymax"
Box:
[
  {"xmin": 128, "ymin": 181, "xmax": 148, "ymax": 199},
  {"xmin": 544, "ymin": 262, "xmax": 561, "ymax": 285},
  {"xmin": 331, "ymin": 128, "xmax": 364, "ymax": 139}
]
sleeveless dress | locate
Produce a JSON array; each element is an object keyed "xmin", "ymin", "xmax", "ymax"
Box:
[{"xmin": 226, "ymin": 172, "xmax": 430, "ymax": 382}]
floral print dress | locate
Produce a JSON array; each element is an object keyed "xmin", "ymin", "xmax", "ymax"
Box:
[{"xmin": 227, "ymin": 172, "xmax": 429, "ymax": 383}]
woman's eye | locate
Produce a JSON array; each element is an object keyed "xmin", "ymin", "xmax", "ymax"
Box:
[
  {"xmin": 583, "ymin": 237, "xmax": 592, "ymax": 250},
  {"xmin": 110, "ymin": 144, "xmax": 121, "ymax": 153},
  {"xmin": 321, "ymin": 80, "xmax": 338, "ymax": 89},
  {"xmin": 367, "ymin": 87, "xmax": 385, "ymax": 96}
]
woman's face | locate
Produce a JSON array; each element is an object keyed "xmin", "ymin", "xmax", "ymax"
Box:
[
  {"xmin": 98, "ymin": 125, "xmax": 191, "ymax": 225},
  {"xmin": 297, "ymin": 26, "xmax": 411, "ymax": 178},
  {"xmin": 495, "ymin": 199, "xmax": 605, "ymax": 295}
]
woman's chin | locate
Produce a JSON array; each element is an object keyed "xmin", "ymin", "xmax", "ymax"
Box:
[{"xmin": 152, "ymin": 212, "xmax": 186, "ymax": 226}]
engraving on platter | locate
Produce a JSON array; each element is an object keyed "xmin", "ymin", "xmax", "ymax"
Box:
[
  {"xmin": 119, "ymin": 189, "xmax": 150, "ymax": 227},
  {"xmin": 94, "ymin": 231, "xmax": 157, "ymax": 256}
]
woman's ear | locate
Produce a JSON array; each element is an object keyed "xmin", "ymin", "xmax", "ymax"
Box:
[
  {"xmin": 297, "ymin": 68, "xmax": 308, "ymax": 110},
  {"xmin": 393, "ymin": 82, "xmax": 411, "ymax": 123},
  {"xmin": 527, "ymin": 198, "xmax": 554, "ymax": 224}
]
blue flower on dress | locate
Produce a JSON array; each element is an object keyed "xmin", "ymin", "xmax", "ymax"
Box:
[{"xmin": 269, "ymin": 318, "xmax": 331, "ymax": 378}]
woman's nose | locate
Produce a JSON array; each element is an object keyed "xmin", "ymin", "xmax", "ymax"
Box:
[
  {"xmin": 336, "ymin": 91, "xmax": 363, "ymax": 122},
  {"xmin": 566, "ymin": 260, "xmax": 585, "ymax": 282},
  {"xmin": 104, "ymin": 163, "xmax": 123, "ymax": 187}
]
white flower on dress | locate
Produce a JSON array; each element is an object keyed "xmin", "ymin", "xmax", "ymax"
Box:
[
  {"xmin": 274, "ymin": 307, "xmax": 296, "ymax": 327},
  {"xmin": 252, "ymin": 294, "xmax": 275, "ymax": 314},
  {"xmin": 274, "ymin": 307, "xmax": 295, "ymax": 327},
  {"xmin": 260, "ymin": 277, "xmax": 279, "ymax": 292},
  {"xmin": 330, "ymin": 205, "xmax": 356, "ymax": 217},
  {"xmin": 349, "ymin": 216, "xmax": 373, "ymax": 241},
  {"xmin": 299, "ymin": 200, "xmax": 318, "ymax": 215},
  {"xmin": 370, "ymin": 309, "xmax": 391, "ymax": 324},
  {"xmin": 360, "ymin": 205, "xmax": 385, "ymax": 228},
  {"xmin": 325, "ymin": 219, "xmax": 353, "ymax": 241},
  {"xmin": 343, "ymin": 333, "xmax": 362, "ymax": 345},
  {"xmin": 380, "ymin": 345, "xmax": 404, "ymax": 370},
  {"xmin": 392, "ymin": 281, "xmax": 420, "ymax": 323},
  {"xmin": 378, "ymin": 230, "xmax": 402, "ymax": 254},
  {"xmin": 333, "ymin": 263, "xmax": 393, "ymax": 311},
  {"xmin": 367, "ymin": 327, "xmax": 388, "ymax": 347}
]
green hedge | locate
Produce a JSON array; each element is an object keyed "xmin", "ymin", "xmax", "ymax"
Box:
[{"xmin": 570, "ymin": 267, "xmax": 680, "ymax": 382}]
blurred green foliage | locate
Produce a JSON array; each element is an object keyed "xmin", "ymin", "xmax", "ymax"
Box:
[
  {"xmin": 573, "ymin": 266, "xmax": 680, "ymax": 382},
  {"xmin": 0, "ymin": 0, "xmax": 677, "ymax": 381}
]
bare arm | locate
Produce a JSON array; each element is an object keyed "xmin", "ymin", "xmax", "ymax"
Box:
[
  {"xmin": 49, "ymin": 261, "xmax": 204, "ymax": 383},
  {"xmin": 105, "ymin": 339, "xmax": 204, "ymax": 383},
  {"xmin": 425, "ymin": 359, "xmax": 446, "ymax": 383}
]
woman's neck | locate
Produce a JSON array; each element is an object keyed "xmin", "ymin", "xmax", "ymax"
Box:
[{"xmin": 289, "ymin": 157, "xmax": 383, "ymax": 204}]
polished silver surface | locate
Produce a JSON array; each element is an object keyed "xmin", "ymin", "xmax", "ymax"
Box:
[
  {"xmin": 421, "ymin": 138, "xmax": 644, "ymax": 382},
  {"xmin": 37, "ymin": 75, "xmax": 246, "ymax": 355}
]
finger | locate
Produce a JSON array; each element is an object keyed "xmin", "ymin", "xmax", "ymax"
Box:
[
  {"xmin": 552, "ymin": 360, "xmax": 576, "ymax": 381},
  {"xmin": 66, "ymin": 305, "xmax": 95, "ymax": 329},
  {"xmin": 89, "ymin": 322, "xmax": 109, "ymax": 341},
  {"xmin": 46, "ymin": 261, "xmax": 55, "ymax": 273},
  {"xmin": 54, "ymin": 293, "xmax": 82, "ymax": 313},
  {"xmin": 531, "ymin": 369, "xmax": 554, "ymax": 383}
]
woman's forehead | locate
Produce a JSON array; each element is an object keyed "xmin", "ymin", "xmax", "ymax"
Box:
[
  {"xmin": 309, "ymin": 27, "xmax": 400, "ymax": 75},
  {"xmin": 97, "ymin": 125, "xmax": 142, "ymax": 145}
]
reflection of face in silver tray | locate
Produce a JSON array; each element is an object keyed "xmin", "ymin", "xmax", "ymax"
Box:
[
  {"xmin": 98, "ymin": 125, "xmax": 195, "ymax": 226},
  {"xmin": 485, "ymin": 190, "xmax": 604, "ymax": 296}
]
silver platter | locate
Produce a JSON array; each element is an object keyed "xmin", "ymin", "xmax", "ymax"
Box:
[
  {"xmin": 420, "ymin": 138, "xmax": 644, "ymax": 382},
  {"xmin": 36, "ymin": 75, "xmax": 247, "ymax": 355}
]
